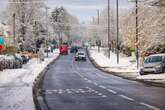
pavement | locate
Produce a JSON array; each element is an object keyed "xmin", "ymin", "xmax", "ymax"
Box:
[
  {"xmin": 0, "ymin": 50, "xmax": 59, "ymax": 110},
  {"xmin": 38, "ymin": 52, "xmax": 165, "ymax": 110}
]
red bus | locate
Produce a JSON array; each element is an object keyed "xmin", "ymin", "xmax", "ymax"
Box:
[{"xmin": 59, "ymin": 44, "xmax": 68, "ymax": 55}]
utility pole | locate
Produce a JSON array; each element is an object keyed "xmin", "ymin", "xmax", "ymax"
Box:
[
  {"xmin": 135, "ymin": 0, "xmax": 139, "ymax": 69},
  {"xmin": 34, "ymin": 20, "xmax": 37, "ymax": 53},
  {"xmin": 107, "ymin": 0, "xmax": 111, "ymax": 58},
  {"xmin": 116, "ymin": 0, "xmax": 119, "ymax": 64},
  {"xmin": 46, "ymin": 7, "xmax": 49, "ymax": 57},
  {"xmin": 13, "ymin": 13, "xmax": 16, "ymax": 46},
  {"xmin": 97, "ymin": 9, "xmax": 101, "ymax": 52},
  {"xmin": 97, "ymin": 10, "xmax": 100, "ymax": 25}
]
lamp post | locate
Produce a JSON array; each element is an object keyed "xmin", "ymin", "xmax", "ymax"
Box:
[
  {"xmin": 13, "ymin": 13, "xmax": 16, "ymax": 46},
  {"xmin": 46, "ymin": 6, "xmax": 49, "ymax": 57},
  {"xmin": 107, "ymin": 0, "xmax": 111, "ymax": 58},
  {"xmin": 135, "ymin": 0, "xmax": 139, "ymax": 69},
  {"xmin": 97, "ymin": 9, "xmax": 101, "ymax": 52},
  {"xmin": 116, "ymin": 0, "xmax": 119, "ymax": 64}
]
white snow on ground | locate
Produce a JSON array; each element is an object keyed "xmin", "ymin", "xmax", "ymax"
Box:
[
  {"xmin": 90, "ymin": 47, "xmax": 139, "ymax": 73},
  {"xmin": 137, "ymin": 74, "xmax": 165, "ymax": 80},
  {"xmin": 89, "ymin": 47, "xmax": 165, "ymax": 80},
  {"xmin": 0, "ymin": 50, "xmax": 59, "ymax": 110}
]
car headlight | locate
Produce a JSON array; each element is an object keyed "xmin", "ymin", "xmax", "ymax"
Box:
[{"xmin": 155, "ymin": 65, "xmax": 161, "ymax": 68}]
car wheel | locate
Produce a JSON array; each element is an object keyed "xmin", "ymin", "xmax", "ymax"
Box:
[
  {"xmin": 162, "ymin": 67, "xmax": 165, "ymax": 73},
  {"xmin": 140, "ymin": 71, "xmax": 145, "ymax": 75}
]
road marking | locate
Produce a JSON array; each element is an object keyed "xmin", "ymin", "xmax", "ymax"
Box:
[
  {"xmin": 87, "ymin": 80, "xmax": 92, "ymax": 83},
  {"xmin": 107, "ymin": 89, "xmax": 117, "ymax": 94},
  {"xmin": 93, "ymin": 82, "xmax": 98, "ymax": 86},
  {"xmin": 98, "ymin": 93, "xmax": 103, "ymax": 96},
  {"xmin": 102, "ymin": 95, "xmax": 107, "ymax": 98},
  {"xmin": 118, "ymin": 95, "xmax": 134, "ymax": 101},
  {"xmin": 99, "ymin": 85, "xmax": 106, "ymax": 89},
  {"xmin": 140, "ymin": 102, "xmax": 160, "ymax": 110}
]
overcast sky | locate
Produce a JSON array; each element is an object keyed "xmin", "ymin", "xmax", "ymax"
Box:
[
  {"xmin": 0, "ymin": 0, "xmax": 134, "ymax": 23},
  {"xmin": 48, "ymin": 0, "xmax": 134, "ymax": 23}
]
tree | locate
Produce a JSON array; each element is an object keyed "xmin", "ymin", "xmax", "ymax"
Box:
[
  {"xmin": 120, "ymin": 1, "xmax": 165, "ymax": 53},
  {"xmin": 6, "ymin": 0, "xmax": 46, "ymax": 51},
  {"xmin": 50, "ymin": 7, "xmax": 79, "ymax": 44}
]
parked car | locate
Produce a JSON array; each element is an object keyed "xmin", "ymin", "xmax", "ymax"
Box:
[
  {"xmin": 15, "ymin": 54, "xmax": 23, "ymax": 68},
  {"xmin": 21, "ymin": 55, "xmax": 30, "ymax": 64},
  {"xmin": 4, "ymin": 55, "xmax": 15, "ymax": 69},
  {"xmin": 59, "ymin": 44, "xmax": 68, "ymax": 55},
  {"xmin": 140, "ymin": 54, "xmax": 165, "ymax": 75},
  {"xmin": 5, "ymin": 54, "xmax": 23, "ymax": 69},
  {"xmin": 75, "ymin": 51, "xmax": 87, "ymax": 61},
  {"xmin": 0, "ymin": 55, "xmax": 6, "ymax": 71}
]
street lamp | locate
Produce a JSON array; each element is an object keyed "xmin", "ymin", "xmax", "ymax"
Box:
[
  {"xmin": 116, "ymin": 0, "xmax": 119, "ymax": 64},
  {"xmin": 13, "ymin": 13, "xmax": 16, "ymax": 46},
  {"xmin": 46, "ymin": 6, "xmax": 49, "ymax": 57},
  {"xmin": 107, "ymin": 0, "xmax": 111, "ymax": 59}
]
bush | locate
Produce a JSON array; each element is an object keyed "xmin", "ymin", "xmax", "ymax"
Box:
[{"xmin": 4, "ymin": 46, "xmax": 17, "ymax": 54}]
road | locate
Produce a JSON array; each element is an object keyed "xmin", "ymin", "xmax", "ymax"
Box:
[{"xmin": 38, "ymin": 53, "xmax": 165, "ymax": 110}]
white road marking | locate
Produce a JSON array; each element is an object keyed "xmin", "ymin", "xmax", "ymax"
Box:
[
  {"xmin": 99, "ymin": 85, "xmax": 106, "ymax": 89},
  {"xmin": 93, "ymin": 82, "xmax": 98, "ymax": 86},
  {"xmin": 98, "ymin": 93, "xmax": 103, "ymax": 96},
  {"xmin": 87, "ymin": 80, "xmax": 92, "ymax": 83},
  {"xmin": 102, "ymin": 95, "xmax": 107, "ymax": 98},
  {"xmin": 84, "ymin": 78, "xmax": 88, "ymax": 81},
  {"xmin": 107, "ymin": 89, "xmax": 117, "ymax": 94},
  {"xmin": 118, "ymin": 95, "xmax": 134, "ymax": 101},
  {"xmin": 140, "ymin": 102, "xmax": 160, "ymax": 110}
]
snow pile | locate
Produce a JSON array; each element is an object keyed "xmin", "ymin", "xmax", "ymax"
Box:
[
  {"xmin": 0, "ymin": 50, "xmax": 59, "ymax": 110},
  {"xmin": 137, "ymin": 74, "xmax": 165, "ymax": 80}
]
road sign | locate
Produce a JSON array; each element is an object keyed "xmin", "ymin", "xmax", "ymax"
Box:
[
  {"xmin": 0, "ymin": 45, "xmax": 4, "ymax": 50},
  {"xmin": 0, "ymin": 37, "xmax": 4, "ymax": 45}
]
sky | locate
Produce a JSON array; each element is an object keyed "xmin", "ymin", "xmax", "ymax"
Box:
[
  {"xmin": 47, "ymin": 0, "xmax": 134, "ymax": 23},
  {"xmin": 0, "ymin": 0, "xmax": 134, "ymax": 23}
]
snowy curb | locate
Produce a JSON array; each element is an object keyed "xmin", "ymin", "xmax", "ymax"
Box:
[
  {"xmin": 87, "ymin": 49, "xmax": 165, "ymax": 88},
  {"xmin": 33, "ymin": 55, "xmax": 60, "ymax": 110}
]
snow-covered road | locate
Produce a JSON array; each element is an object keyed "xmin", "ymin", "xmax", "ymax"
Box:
[{"xmin": 0, "ymin": 50, "xmax": 59, "ymax": 110}]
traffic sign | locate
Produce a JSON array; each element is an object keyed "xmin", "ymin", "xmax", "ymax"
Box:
[
  {"xmin": 0, "ymin": 45, "xmax": 4, "ymax": 50},
  {"xmin": 0, "ymin": 37, "xmax": 4, "ymax": 45}
]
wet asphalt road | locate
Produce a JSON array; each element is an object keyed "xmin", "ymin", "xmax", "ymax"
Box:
[{"xmin": 40, "ymin": 53, "xmax": 165, "ymax": 110}]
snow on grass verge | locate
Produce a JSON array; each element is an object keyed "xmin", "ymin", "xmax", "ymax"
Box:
[{"xmin": 0, "ymin": 50, "xmax": 59, "ymax": 110}]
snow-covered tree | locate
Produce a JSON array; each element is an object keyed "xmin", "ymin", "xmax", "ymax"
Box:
[
  {"xmin": 120, "ymin": 0, "xmax": 165, "ymax": 53},
  {"xmin": 50, "ymin": 7, "xmax": 79, "ymax": 44},
  {"xmin": 6, "ymin": 0, "xmax": 46, "ymax": 51}
]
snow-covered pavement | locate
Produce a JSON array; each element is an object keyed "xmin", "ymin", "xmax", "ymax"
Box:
[
  {"xmin": 0, "ymin": 50, "xmax": 59, "ymax": 110},
  {"xmin": 88, "ymin": 47, "xmax": 165, "ymax": 83}
]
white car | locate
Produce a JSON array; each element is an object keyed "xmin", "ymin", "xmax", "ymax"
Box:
[
  {"xmin": 140, "ymin": 54, "xmax": 165, "ymax": 75},
  {"xmin": 75, "ymin": 51, "xmax": 87, "ymax": 61}
]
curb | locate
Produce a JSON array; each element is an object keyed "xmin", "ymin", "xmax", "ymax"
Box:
[
  {"xmin": 33, "ymin": 54, "xmax": 60, "ymax": 110},
  {"xmin": 87, "ymin": 49, "xmax": 165, "ymax": 88}
]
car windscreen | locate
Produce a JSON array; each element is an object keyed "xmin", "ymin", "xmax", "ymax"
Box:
[{"xmin": 145, "ymin": 56, "xmax": 162, "ymax": 63}]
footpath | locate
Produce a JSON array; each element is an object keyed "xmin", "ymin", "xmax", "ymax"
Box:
[
  {"xmin": 88, "ymin": 47, "xmax": 165, "ymax": 87},
  {"xmin": 0, "ymin": 50, "xmax": 59, "ymax": 110}
]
